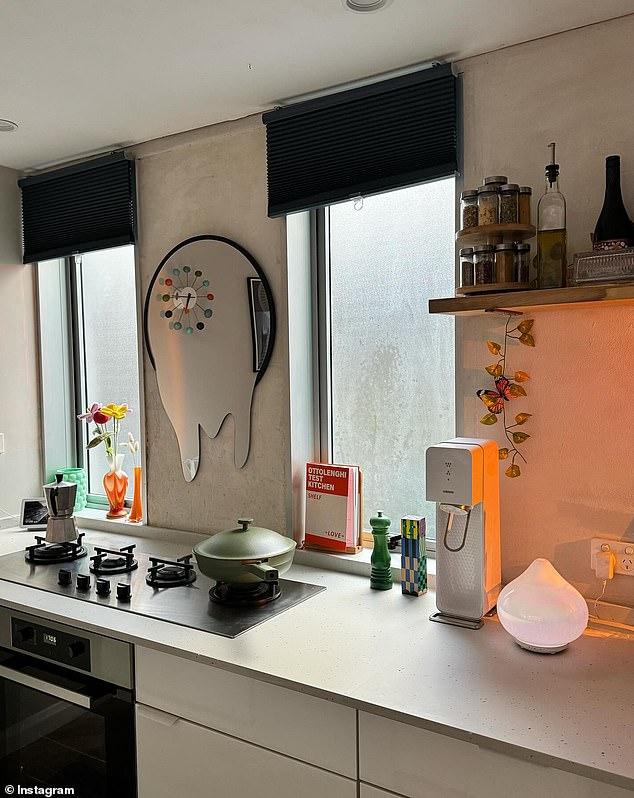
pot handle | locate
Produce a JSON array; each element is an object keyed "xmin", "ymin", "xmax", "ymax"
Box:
[{"xmin": 241, "ymin": 561, "xmax": 279, "ymax": 582}]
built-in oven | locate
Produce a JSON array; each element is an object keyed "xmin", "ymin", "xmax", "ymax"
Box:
[{"xmin": 0, "ymin": 607, "xmax": 135, "ymax": 797}]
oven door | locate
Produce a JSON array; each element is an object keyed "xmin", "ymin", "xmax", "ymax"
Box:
[{"xmin": 0, "ymin": 646, "xmax": 135, "ymax": 797}]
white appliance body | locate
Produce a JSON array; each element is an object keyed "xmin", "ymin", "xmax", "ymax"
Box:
[{"xmin": 426, "ymin": 438, "xmax": 501, "ymax": 622}]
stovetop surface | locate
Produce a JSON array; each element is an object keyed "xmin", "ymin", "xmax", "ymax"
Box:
[{"xmin": 0, "ymin": 545, "xmax": 325, "ymax": 638}]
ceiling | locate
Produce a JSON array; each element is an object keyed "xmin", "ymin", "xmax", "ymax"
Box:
[{"xmin": 1, "ymin": 0, "xmax": 633, "ymax": 171}]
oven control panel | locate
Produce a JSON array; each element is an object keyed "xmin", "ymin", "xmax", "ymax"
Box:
[{"xmin": 11, "ymin": 617, "xmax": 91, "ymax": 672}]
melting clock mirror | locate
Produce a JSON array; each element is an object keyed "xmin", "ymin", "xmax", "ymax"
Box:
[{"xmin": 144, "ymin": 235, "xmax": 276, "ymax": 481}]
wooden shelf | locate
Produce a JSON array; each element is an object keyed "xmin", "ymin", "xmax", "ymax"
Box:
[
  {"xmin": 429, "ymin": 283, "xmax": 634, "ymax": 315},
  {"xmin": 456, "ymin": 223, "xmax": 536, "ymax": 245}
]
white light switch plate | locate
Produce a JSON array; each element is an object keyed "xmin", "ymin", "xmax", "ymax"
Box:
[{"xmin": 591, "ymin": 537, "xmax": 634, "ymax": 577}]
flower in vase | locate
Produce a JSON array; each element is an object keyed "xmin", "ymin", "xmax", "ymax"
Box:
[
  {"xmin": 100, "ymin": 403, "xmax": 133, "ymax": 420},
  {"xmin": 77, "ymin": 403, "xmax": 108, "ymax": 424},
  {"xmin": 121, "ymin": 432, "xmax": 140, "ymax": 467}
]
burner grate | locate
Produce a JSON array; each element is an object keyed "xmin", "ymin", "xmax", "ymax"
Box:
[
  {"xmin": 209, "ymin": 580, "xmax": 281, "ymax": 607},
  {"xmin": 146, "ymin": 554, "xmax": 197, "ymax": 588},
  {"xmin": 25, "ymin": 533, "xmax": 87, "ymax": 564},
  {"xmin": 90, "ymin": 544, "xmax": 138, "ymax": 575}
]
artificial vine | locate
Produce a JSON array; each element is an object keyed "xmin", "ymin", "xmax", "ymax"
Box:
[{"xmin": 477, "ymin": 314, "xmax": 535, "ymax": 478}]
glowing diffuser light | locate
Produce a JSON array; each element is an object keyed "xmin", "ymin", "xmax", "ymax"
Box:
[{"xmin": 497, "ymin": 558, "xmax": 589, "ymax": 654}]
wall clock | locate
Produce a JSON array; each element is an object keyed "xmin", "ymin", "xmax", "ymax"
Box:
[{"xmin": 144, "ymin": 235, "xmax": 276, "ymax": 481}]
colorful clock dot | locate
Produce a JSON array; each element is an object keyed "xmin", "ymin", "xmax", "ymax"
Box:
[
  {"xmin": 195, "ymin": 270, "xmax": 202, "ymax": 277},
  {"xmin": 185, "ymin": 326, "xmax": 193, "ymax": 335},
  {"xmin": 172, "ymin": 268, "xmax": 180, "ymax": 276},
  {"xmin": 159, "ymin": 278, "xmax": 164, "ymax": 285},
  {"xmin": 184, "ymin": 308, "xmax": 190, "ymax": 314},
  {"xmin": 204, "ymin": 309, "xmax": 213, "ymax": 318},
  {"xmin": 183, "ymin": 266, "xmax": 191, "ymax": 273},
  {"xmin": 174, "ymin": 322, "xmax": 182, "ymax": 330},
  {"xmin": 207, "ymin": 293, "xmax": 214, "ymax": 300},
  {"xmin": 165, "ymin": 278, "xmax": 173, "ymax": 286},
  {"xmin": 202, "ymin": 280, "xmax": 209, "ymax": 287},
  {"xmin": 162, "ymin": 294, "xmax": 170, "ymax": 302},
  {"xmin": 197, "ymin": 322, "xmax": 205, "ymax": 330},
  {"xmin": 165, "ymin": 310, "xmax": 173, "ymax": 318},
  {"xmin": 168, "ymin": 322, "xmax": 174, "ymax": 329}
]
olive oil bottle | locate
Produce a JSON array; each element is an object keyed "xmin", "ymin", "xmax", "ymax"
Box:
[{"xmin": 537, "ymin": 142, "xmax": 567, "ymax": 288}]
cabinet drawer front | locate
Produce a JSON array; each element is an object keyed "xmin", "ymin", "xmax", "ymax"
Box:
[
  {"xmin": 359, "ymin": 712, "xmax": 632, "ymax": 798},
  {"xmin": 135, "ymin": 646, "xmax": 356, "ymax": 777},
  {"xmin": 136, "ymin": 704, "xmax": 357, "ymax": 798}
]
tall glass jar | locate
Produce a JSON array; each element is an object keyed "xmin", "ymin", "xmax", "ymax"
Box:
[
  {"xmin": 494, "ymin": 243, "xmax": 516, "ymax": 283},
  {"xmin": 519, "ymin": 186, "xmax": 532, "ymax": 225},
  {"xmin": 483, "ymin": 175, "xmax": 508, "ymax": 191},
  {"xmin": 459, "ymin": 247, "xmax": 474, "ymax": 288},
  {"xmin": 515, "ymin": 243, "xmax": 531, "ymax": 283},
  {"xmin": 460, "ymin": 190, "xmax": 478, "ymax": 229},
  {"xmin": 499, "ymin": 184, "xmax": 519, "ymax": 224},
  {"xmin": 477, "ymin": 186, "xmax": 499, "ymax": 226},
  {"xmin": 474, "ymin": 245, "xmax": 495, "ymax": 285}
]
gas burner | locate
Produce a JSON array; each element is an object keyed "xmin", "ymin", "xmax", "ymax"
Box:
[
  {"xmin": 25, "ymin": 534, "xmax": 87, "ymax": 564},
  {"xmin": 209, "ymin": 580, "xmax": 281, "ymax": 607},
  {"xmin": 146, "ymin": 554, "xmax": 197, "ymax": 588},
  {"xmin": 90, "ymin": 544, "xmax": 138, "ymax": 575}
]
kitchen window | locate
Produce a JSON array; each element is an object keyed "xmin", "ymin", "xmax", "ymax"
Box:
[
  {"xmin": 315, "ymin": 179, "xmax": 456, "ymax": 546},
  {"xmin": 37, "ymin": 245, "xmax": 142, "ymax": 507}
]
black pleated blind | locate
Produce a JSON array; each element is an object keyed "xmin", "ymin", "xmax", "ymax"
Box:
[
  {"xmin": 263, "ymin": 63, "xmax": 457, "ymax": 217},
  {"xmin": 19, "ymin": 152, "xmax": 137, "ymax": 263}
]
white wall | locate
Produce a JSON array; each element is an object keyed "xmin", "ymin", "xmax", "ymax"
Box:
[
  {"xmin": 456, "ymin": 15, "xmax": 634, "ymax": 605},
  {"xmin": 0, "ymin": 165, "xmax": 41, "ymax": 523}
]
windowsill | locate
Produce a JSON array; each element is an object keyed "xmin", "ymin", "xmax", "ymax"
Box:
[{"xmin": 76, "ymin": 507, "xmax": 142, "ymax": 531}]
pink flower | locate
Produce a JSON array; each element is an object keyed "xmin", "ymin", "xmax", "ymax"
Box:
[{"xmin": 77, "ymin": 403, "xmax": 102, "ymax": 424}]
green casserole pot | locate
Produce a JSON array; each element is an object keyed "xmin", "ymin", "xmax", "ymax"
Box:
[{"xmin": 193, "ymin": 518, "xmax": 297, "ymax": 585}]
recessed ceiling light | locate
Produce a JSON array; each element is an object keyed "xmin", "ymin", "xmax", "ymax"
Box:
[
  {"xmin": 344, "ymin": 0, "xmax": 393, "ymax": 12},
  {"xmin": 0, "ymin": 119, "xmax": 18, "ymax": 133}
]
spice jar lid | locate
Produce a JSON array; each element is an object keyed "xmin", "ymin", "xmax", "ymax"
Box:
[
  {"xmin": 459, "ymin": 247, "xmax": 474, "ymax": 256},
  {"xmin": 473, "ymin": 244, "xmax": 494, "ymax": 253},
  {"xmin": 483, "ymin": 175, "xmax": 508, "ymax": 186},
  {"xmin": 494, "ymin": 243, "xmax": 516, "ymax": 251},
  {"xmin": 515, "ymin": 243, "xmax": 531, "ymax": 252},
  {"xmin": 477, "ymin": 184, "xmax": 499, "ymax": 194},
  {"xmin": 500, "ymin": 183, "xmax": 519, "ymax": 192},
  {"xmin": 460, "ymin": 189, "xmax": 478, "ymax": 200},
  {"xmin": 519, "ymin": 186, "xmax": 532, "ymax": 194}
]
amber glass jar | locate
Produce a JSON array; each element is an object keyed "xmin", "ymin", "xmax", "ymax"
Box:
[
  {"xmin": 519, "ymin": 186, "xmax": 532, "ymax": 225},
  {"xmin": 494, "ymin": 243, "xmax": 516, "ymax": 283}
]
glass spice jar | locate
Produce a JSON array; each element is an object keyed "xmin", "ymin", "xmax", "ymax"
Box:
[
  {"xmin": 474, "ymin": 244, "xmax": 495, "ymax": 285},
  {"xmin": 515, "ymin": 243, "xmax": 531, "ymax": 283},
  {"xmin": 483, "ymin": 175, "xmax": 508, "ymax": 190},
  {"xmin": 460, "ymin": 190, "xmax": 478, "ymax": 229},
  {"xmin": 494, "ymin": 243, "xmax": 516, "ymax": 283},
  {"xmin": 499, "ymin": 184, "xmax": 519, "ymax": 225},
  {"xmin": 518, "ymin": 186, "xmax": 532, "ymax": 225},
  {"xmin": 459, "ymin": 247, "xmax": 474, "ymax": 287},
  {"xmin": 477, "ymin": 185, "xmax": 499, "ymax": 226}
]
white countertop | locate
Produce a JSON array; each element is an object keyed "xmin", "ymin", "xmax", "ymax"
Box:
[{"xmin": 1, "ymin": 526, "xmax": 633, "ymax": 790}]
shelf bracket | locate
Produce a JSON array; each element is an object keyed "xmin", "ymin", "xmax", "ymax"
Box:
[{"xmin": 485, "ymin": 308, "xmax": 523, "ymax": 316}]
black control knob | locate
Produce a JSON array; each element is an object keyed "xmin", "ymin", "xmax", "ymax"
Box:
[
  {"xmin": 67, "ymin": 641, "xmax": 85, "ymax": 659},
  {"xmin": 116, "ymin": 583, "xmax": 131, "ymax": 602},
  {"xmin": 58, "ymin": 568, "xmax": 72, "ymax": 586},
  {"xmin": 17, "ymin": 626, "xmax": 35, "ymax": 643},
  {"xmin": 76, "ymin": 573, "xmax": 91, "ymax": 591},
  {"xmin": 96, "ymin": 578, "xmax": 111, "ymax": 596}
]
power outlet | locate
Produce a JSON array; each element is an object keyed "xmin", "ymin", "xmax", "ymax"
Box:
[{"xmin": 591, "ymin": 538, "xmax": 634, "ymax": 577}]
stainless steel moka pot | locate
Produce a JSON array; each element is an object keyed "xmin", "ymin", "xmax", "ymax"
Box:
[{"xmin": 44, "ymin": 472, "xmax": 78, "ymax": 543}]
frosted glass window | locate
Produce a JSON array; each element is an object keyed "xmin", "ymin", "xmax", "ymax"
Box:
[
  {"xmin": 328, "ymin": 179, "xmax": 455, "ymax": 539},
  {"xmin": 75, "ymin": 246, "xmax": 141, "ymax": 497}
]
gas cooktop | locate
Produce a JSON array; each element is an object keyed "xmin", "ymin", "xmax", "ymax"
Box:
[{"xmin": 0, "ymin": 536, "xmax": 325, "ymax": 638}]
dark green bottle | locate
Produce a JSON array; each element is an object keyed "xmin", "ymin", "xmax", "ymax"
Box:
[{"xmin": 370, "ymin": 511, "xmax": 392, "ymax": 590}]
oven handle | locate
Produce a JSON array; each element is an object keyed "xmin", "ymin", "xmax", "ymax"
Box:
[{"xmin": 0, "ymin": 663, "xmax": 93, "ymax": 709}]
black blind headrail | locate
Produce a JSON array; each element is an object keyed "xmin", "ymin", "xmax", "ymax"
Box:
[
  {"xmin": 263, "ymin": 63, "xmax": 457, "ymax": 217},
  {"xmin": 18, "ymin": 152, "xmax": 137, "ymax": 263}
]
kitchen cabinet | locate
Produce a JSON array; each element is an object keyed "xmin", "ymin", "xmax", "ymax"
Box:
[
  {"xmin": 359, "ymin": 712, "xmax": 633, "ymax": 798},
  {"xmin": 135, "ymin": 646, "xmax": 357, "ymax": 777},
  {"xmin": 136, "ymin": 703, "xmax": 356, "ymax": 798}
]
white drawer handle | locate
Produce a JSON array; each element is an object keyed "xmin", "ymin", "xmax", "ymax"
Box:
[{"xmin": 137, "ymin": 703, "xmax": 180, "ymax": 727}]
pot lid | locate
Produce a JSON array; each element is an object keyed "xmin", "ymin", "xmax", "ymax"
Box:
[{"xmin": 193, "ymin": 519, "xmax": 296, "ymax": 561}]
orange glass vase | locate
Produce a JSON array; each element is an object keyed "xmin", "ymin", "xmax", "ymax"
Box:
[
  {"xmin": 103, "ymin": 454, "xmax": 129, "ymax": 519},
  {"xmin": 128, "ymin": 466, "xmax": 143, "ymax": 524}
]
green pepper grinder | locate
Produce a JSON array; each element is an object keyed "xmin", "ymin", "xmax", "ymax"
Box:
[{"xmin": 370, "ymin": 510, "xmax": 393, "ymax": 590}]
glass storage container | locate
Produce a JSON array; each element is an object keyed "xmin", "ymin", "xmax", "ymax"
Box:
[
  {"xmin": 459, "ymin": 247, "xmax": 474, "ymax": 287},
  {"xmin": 494, "ymin": 243, "xmax": 516, "ymax": 283},
  {"xmin": 519, "ymin": 186, "xmax": 532, "ymax": 225},
  {"xmin": 474, "ymin": 245, "xmax": 495, "ymax": 285},
  {"xmin": 515, "ymin": 243, "xmax": 531, "ymax": 283},
  {"xmin": 499, "ymin": 184, "xmax": 519, "ymax": 225},
  {"xmin": 477, "ymin": 186, "xmax": 499, "ymax": 226},
  {"xmin": 460, "ymin": 190, "xmax": 478, "ymax": 229},
  {"xmin": 483, "ymin": 175, "xmax": 508, "ymax": 190}
]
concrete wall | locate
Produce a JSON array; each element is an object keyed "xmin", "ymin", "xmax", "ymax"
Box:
[
  {"xmin": 456, "ymin": 16, "xmax": 634, "ymax": 604},
  {"xmin": 133, "ymin": 115, "xmax": 290, "ymax": 535},
  {"xmin": 0, "ymin": 165, "xmax": 41, "ymax": 523}
]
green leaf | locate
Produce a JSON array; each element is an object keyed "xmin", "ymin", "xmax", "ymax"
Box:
[
  {"xmin": 514, "ymin": 413, "xmax": 532, "ymax": 425},
  {"xmin": 87, "ymin": 436, "xmax": 105, "ymax": 449},
  {"xmin": 480, "ymin": 413, "xmax": 498, "ymax": 426},
  {"xmin": 512, "ymin": 431, "xmax": 530, "ymax": 444}
]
